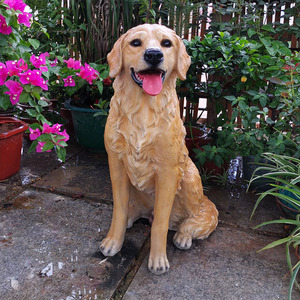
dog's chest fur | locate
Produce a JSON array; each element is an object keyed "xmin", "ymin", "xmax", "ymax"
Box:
[{"xmin": 106, "ymin": 85, "xmax": 183, "ymax": 194}]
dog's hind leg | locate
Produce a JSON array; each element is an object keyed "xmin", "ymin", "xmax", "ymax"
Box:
[
  {"xmin": 172, "ymin": 196, "xmax": 218, "ymax": 250},
  {"xmin": 100, "ymin": 151, "xmax": 130, "ymax": 257}
]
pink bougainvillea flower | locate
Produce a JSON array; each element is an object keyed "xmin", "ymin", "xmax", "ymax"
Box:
[
  {"xmin": 0, "ymin": 15, "xmax": 12, "ymax": 35},
  {"xmin": 42, "ymin": 123, "xmax": 56, "ymax": 134},
  {"xmin": 30, "ymin": 53, "xmax": 49, "ymax": 69},
  {"xmin": 36, "ymin": 141, "xmax": 51, "ymax": 153},
  {"xmin": 50, "ymin": 59, "xmax": 58, "ymax": 67},
  {"xmin": 6, "ymin": 59, "xmax": 28, "ymax": 76},
  {"xmin": 64, "ymin": 58, "xmax": 81, "ymax": 69},
  {"xmin": 29, "ymin": 128, "xmax": 41, "ymax": 140},
  {"xmin": 18, "ymin": 12, "xmax": 32, "ymax": 27},
  {"xmin": 17, "ymin": 58, "xmax": 28, "ymax": 71},
  {"xmin": 57, "ymin": 129, "xmax": 69, "ymax": 144},
  {"xmin": 19, "ymin": 70, "xmax": 48, "ymax": 90},
  {"xmin": 40, "ymin": 65, "xmax": 48, "ymax": 72},
  {"xmin": 52, "ymin": 124, "xmax": 63, "ymax": 134},
  {"xmin": 42, "ymin": 123, "xmax": 66, "ymax": 136},
  {"xmin": 63, "ymin": 76, "xmax": 75, "ymax": 87},
  {"xmin": 78, "ymin": 63, "xmax": 99, "ymax": 84},
  {"xmin": 4, "ymin": 0, "xmax": 27, "ymax": 12},
  {"xmin": 0, "ymin": 62, "xmax": 8, "ymax": 85},
  {"xmin": 32, "ymin": 123, "xmax": 68, "ymax": 153},
  {"xmin": 4, "ymin": 80, "xmax": 23, "ymax": 105}
]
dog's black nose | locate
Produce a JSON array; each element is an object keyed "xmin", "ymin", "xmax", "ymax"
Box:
[{"xmin": 144, "ymin": 48, "xmax": 164, "ymax": 67}]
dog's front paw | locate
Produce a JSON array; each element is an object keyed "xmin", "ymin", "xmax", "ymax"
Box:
[
  {"xmin": 100, "ymin": 236, "xmax": 122, "ymax": 257},
  {"xmin": 173, "ymin": 232, "xmax": 192, "ymax": 250},
  {"xmin": 148, "ymin": 254, "xmax": 170, "ymax": 275}
]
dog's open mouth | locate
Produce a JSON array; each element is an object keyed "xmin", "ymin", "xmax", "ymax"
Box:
[{"xmin": 131, "ymin": 68, "xmax": 166, "ymax": 96}]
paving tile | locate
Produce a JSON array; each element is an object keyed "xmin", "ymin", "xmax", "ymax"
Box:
[
  {"xmin": 0, "ymin": 189, "xmax": 150, "ymax": 300},
  {"xmin": 206, "ymin": 188, "xmax": 288, "ymax": 236},
  {"xmin": 0, "ymin": 184, "xmax": 23, "ymax": 204},
  {"xmin": 124, "ymin": 226, "xmax": 299, "ymax": 300},
  {"xmin": 33, "ymin": 150, "xmax": 112, "ymax": 202}
]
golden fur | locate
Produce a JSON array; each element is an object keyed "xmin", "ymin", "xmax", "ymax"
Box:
[{"xmin": 100, "ymin": 24, "xmax": 218, "ymax": 275}]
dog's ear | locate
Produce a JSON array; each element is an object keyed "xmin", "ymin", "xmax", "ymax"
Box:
[
  {"xmin": 175, "ymin": 37, "xmax": 191, "ymax": 80},
  {"xmin": 107, "ymin": 35, "xmax": 124, "ymax": 78}
]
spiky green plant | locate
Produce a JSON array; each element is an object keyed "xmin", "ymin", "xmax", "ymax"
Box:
[{"xmin": 249, "ymin": 153, "xmax": 300, "ymax": 299}]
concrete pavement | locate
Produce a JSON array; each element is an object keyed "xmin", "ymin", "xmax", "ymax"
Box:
[{"xmin": 0, "ymin": 139, "xmax": 299, "ymax": 299}]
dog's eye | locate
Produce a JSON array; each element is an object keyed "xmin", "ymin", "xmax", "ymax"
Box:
[
  {"xmin": 130, "ymin": 39, "xmax": 142, "ymax": 47},
  {"xmin": 161, "ymin": 39, "xmax": 172, "ymax": 48}
]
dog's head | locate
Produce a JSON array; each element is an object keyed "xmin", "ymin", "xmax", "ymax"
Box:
[{"xmin": 107, "ymin": 24, "xmax": 191, "ymax": 96}]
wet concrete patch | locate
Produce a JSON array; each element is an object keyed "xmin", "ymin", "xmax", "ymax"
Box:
[
  {"xmin": 0, "ymin": 189, "xmax": 150, "ymax": 300},
  {"xmin": 3, "ymin": 139, "xmax": 83, "ymax": 187},
  {"xmin": 33, "ymin": 151, "xmax": 112, "ymax": 202},
  {"xmin": 0, "ymin": 184, "xmax": 23, "ymax": 204},
  {"xmin": 124, "ymin": 226, "xmax": 299, "ymax": 300},
  {"xmin": 206, "ymin": 188, "xmax": 287, "ymax": 236}
]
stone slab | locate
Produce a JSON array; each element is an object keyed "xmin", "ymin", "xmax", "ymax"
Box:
[
  {"xmin": 33, "ymin": 151, "xmax": 112, "ymax": 202},
  {"xmin": 124, "ymin": 226, "xmax": 299, "ymax": 300},
  {"xmin": 206, "ymin": 188, "xmax": 288, "ymax": 236},
  {"xmin": 0, "ymin": 183, "xmax": 22, "ymax": 204},
  {"xmin": 0, "ymin": 189, "xmax": 150, "ymax": 300}
]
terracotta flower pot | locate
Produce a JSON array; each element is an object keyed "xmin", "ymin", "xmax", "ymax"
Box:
[{"xmin": 0, "ymin": 117, "xmax": 28, "ymax": 180}]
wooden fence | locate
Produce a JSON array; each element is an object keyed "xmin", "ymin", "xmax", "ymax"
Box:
[{"xmin": 61, "ymin": 1, "xmax": 299, "ymax": 127}]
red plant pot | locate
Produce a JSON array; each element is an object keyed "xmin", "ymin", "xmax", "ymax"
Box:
[{"xmin": 0, "ymin": 117, "xmax": 28, "ymax": 180}]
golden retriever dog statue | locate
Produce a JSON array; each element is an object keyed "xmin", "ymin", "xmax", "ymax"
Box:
[{"xmin": 100, "ymin": 24, "xmax": 218, "ymax": 275}]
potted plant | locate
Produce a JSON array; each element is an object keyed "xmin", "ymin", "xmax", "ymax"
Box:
[
  {"xmin": 0, "ymin": 0, "xmax": 69, "ymax": 163},
  {"xmin": 47, "ymin": 58, "xmax": 113, "ymax": 152},
  {"xmin": 249, "ymin": 153, "xmax": 300, "ymax": 299},
  {"xmin": 232, "ymin": 47, "xmax": 300, "ymax": 186},
  {"xmin": 179, "ymin": 30, "xmax": 300, "ymax": 178},
  {"xmin": 178, "ymin": 32, "xmax": 254, "ymax": 172}
]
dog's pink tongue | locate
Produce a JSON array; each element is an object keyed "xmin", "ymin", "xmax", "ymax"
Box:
[{"xmin": 139, "ymin": 73, "xmax": 162, "ymax": 96}]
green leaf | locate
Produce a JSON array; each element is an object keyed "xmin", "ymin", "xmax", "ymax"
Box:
[
  {"xmin": 28, "ymin": 140, "xmax": 38, "ymax": 153},
  {"xmin": 28, "ymin": 38, "xmax": 40, "ymax": 50},
  {"xmin": 261, "ymin": 25, "xmax": 276, "ymax": 33},
  {"xmin": 247, "ymin": 28, "xmax": 256, "ymax": 37},
  {"xmin": 63, "ymin": 18, "xmax": 73, "ymax": 28},
  {"xmin": 38, "ymin": 100, "xmax": 49, "ymax": 107},
  {"xmin": 257, "ymin": 236, "xmax": 294, "ymax": 252},
  {"xmin": 24, "ymin": 85, "xmax": 31, "ymax": 92},
  {"xmin": 19, "ymin": 92, "xmax": 31, "ymax": 103},
  {"xmin": 56, "ymin": 147, "xmax": 66, "ymax": 162},
  {"xmin": 224, "ymin": 95, "xmax": 236, "ymax": 101},
  {"xmin": 37, "ymin": 133, "xmax": 52, "ymax": 142},
  {"xmin": 0, "ymin": 35, "xmax": 8, "ymax": 47},
  {"xmin": 0, "ymin": 93, "xmax": 12, "ymax": 110},
  {"xmin": 96, "ymin": 81, "xmax": 104, "ymax": 94},
  {"xmin": 26, "ymin": 109, "xmax": 37, "ymax": 117},
  {"xmin": 289, "ymin": 263, "xmax": 300, "ymax": 300},
  {"xmin": 278, "ymin": 46, "xmax": 292, "ymax": 56},
  {"xmin": 295, "ymin": 17, "xmax": 300, "ymax": 27},
  {"xmin": 32, "ymin": 92, "xmax": 41, "ymax": 100},
  {"xmin": 32, "ymin": 86, "xmax": 43, "ymax": 94},
  {"xmin": 42, "ymin": 141, "xmax": 54, "ymax": 152},
  {"xmin": 259, "ymin": 97, "xmax": 267, "ymax": 107},
  {"xmin": 16, "ymin": 44, "xmax": 32, "ymax": 54}
]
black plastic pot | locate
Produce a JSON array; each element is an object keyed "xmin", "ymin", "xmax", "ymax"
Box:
[{"xmin": 243, "ymin": 155, "xmax": 274, "ymax": 191}]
